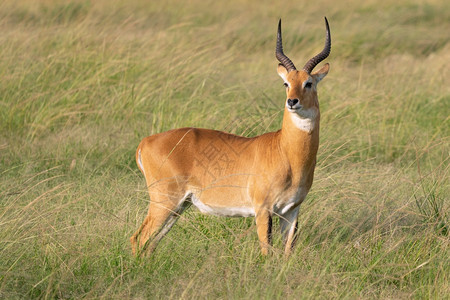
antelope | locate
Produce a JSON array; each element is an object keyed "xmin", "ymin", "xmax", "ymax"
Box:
[{"xmin": 131, "ymin": 17, "xmax": 331, "ymax": 257}]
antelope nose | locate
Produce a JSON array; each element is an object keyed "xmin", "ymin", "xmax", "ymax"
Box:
[{"xmin": 287, "ymin": 98, "xmax": 299, "ymax": 107}]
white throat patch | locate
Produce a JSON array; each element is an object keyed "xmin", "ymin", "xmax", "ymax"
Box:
[{"xmin": 290, "ymin": 108, "xmax": 317, "ymax": 133}]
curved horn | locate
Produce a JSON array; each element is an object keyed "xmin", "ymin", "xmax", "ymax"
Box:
[
  {"xmin": 302, "ymin": 17, "xmax": 331, "ymax": 74},
  {"xmin": 276, "ymin": 19, "xmax": 296, "ymax": 72}
]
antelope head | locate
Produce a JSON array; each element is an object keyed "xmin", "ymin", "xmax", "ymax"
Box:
[{"xmin": 276, "ymin": 18, "xmax": 331, "ymax": 119}]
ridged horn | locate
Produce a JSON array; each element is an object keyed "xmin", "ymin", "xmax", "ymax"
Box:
[
  {"xmin": 276, "ymin": 19, "xmax": 296, "ymax": 72},
  {"xmin": 302, "ymin": 17, "xmax": 331, "ymax": 74}
]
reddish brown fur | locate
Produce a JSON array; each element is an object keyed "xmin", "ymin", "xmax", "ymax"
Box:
[{"xmin": 131, "ymin": 31, "xmax": 330, "ymax": 258}]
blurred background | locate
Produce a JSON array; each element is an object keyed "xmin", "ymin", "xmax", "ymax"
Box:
[{"xmin": 0, "ymin": 0, "xmax": 448, "ymax": 298}]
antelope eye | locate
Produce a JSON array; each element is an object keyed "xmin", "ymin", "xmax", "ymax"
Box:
[
  {"xmin": 283, "ymin": 82, "xmax": 289, "ymax": 88},
  {"xmin": 304, "ymin": 82, "xmax": 312, "ymax": 89}
]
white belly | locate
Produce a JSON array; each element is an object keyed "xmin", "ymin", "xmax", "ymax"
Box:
[{"xmin": 191, "ymin": 194, "xmax": 255, "ymax": 217}]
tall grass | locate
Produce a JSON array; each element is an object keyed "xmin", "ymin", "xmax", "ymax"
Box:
[{"xmin": 1, "ymin": 0, "xmax": 449, "ymax": 298}]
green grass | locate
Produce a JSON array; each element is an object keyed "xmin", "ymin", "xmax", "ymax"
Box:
[{"xmin": 1, "ymin": 0, "xmax": 449, "ymax": 298}]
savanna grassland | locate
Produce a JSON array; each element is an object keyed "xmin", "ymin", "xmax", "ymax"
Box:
[{"xmin": 0, "ymin": 0, "xmax": 449, "ymax": 298}]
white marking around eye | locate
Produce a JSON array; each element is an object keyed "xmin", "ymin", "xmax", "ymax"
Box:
[{"xmin": 302, "ymin": 77, "xmax": 312, "ymax": 89}]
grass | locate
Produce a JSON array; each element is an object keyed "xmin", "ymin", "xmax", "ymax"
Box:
[{"xmin": 0, "ymin": 0, "xmax": 449, "ymax": 298}]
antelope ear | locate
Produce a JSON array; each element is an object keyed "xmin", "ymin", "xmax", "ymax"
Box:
[
  {"xmin": 311, "ymin": 63, "xmax": 329, "ymax": 83},
  {"xmin": 277, "ymin": 64, "xmax": 289, "ymax": 82}
]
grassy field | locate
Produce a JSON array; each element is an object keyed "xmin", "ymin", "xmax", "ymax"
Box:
[{"xmin": 1, "ymin": 0, "xmax": 449, "ymax": 298}]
